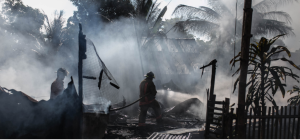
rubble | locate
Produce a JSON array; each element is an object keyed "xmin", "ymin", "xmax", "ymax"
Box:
[{"xmin": 105, "ymin": 97, "xmax": 205, "ymax": 139}]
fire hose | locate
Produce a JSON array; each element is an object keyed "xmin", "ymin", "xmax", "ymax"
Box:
[{"xmin": 109, "ymin": 93, "xmax": 150, "ymax": 111}]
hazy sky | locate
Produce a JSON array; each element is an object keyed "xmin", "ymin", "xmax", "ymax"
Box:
[{"xmin": 20, "ymin": 0, "xmax": 208, "ymax": 22}]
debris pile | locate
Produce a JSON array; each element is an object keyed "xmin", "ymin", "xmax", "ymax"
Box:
[
  {"xmin": 105, "ymin": 97, "xmax": 205, "ymax": 139},
  {"xmin": 0, "ymin": 80, "xmax": 81, "ymax": 139}
]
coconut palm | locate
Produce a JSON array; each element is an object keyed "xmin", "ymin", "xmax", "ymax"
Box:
[
  {"xmin": 230, "ymin": 34, "xmax": 300, "ymax": 111},
  {"xmin": 171, "ymin": 0, "xmax": 296, "ymax": 40}
]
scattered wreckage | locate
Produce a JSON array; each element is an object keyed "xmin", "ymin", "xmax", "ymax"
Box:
[{"xmin": 0, "ymin": 81, "xmax": 205, "ymax": 139}]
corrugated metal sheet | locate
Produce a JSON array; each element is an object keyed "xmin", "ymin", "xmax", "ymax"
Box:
[{"xmin": 147, "ymin": 132, "xmax": 191, "ymax": 139}]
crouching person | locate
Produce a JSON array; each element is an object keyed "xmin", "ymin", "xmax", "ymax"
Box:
[{"xmin": 138, "ymin": 71, "xmax": 163, "ymax": 127}]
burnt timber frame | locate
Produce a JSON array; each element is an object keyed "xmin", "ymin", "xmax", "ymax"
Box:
[{"xmin": 200, "ymin": 59, "xmax": 217, "ymax": 138}]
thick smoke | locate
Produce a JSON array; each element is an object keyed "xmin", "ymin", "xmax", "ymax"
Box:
[{"xmin": 0, "ymin": 0, "xmax": 300, "ymax": 118}]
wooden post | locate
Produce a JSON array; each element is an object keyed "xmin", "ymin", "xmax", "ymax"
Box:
[
  {"xmin": 288, "ymin": 106, "xmax": 292, "ymax": 139},
  {"xmin": 258, "ymin": 107, "xmax": 261, "ymax": 138},
  {"xmin": 261, "ymin": 106, "xmax": 266, "ymax": 138},
  {"xmin": 284, "ymin": 106, "xmax": 287, "ymax": 138},
  {"xmin": 292, "ymin": 106, "xmax": 296, "ymax": 138},
  {"xmin": 271, "ymin": 106, "xmax": 274, "ymax": 139},
  {"xmin": 205, "ymin": 94, "xmax": 216, "ymax": 138},
  {"xmin": 275, "ymin": 107, "xmax": 279, "ymax": 139},
  {"xmin": 252, "ymin": 109, "xmax": 256, "ymax": 139},
  {"xmin": 229, "ymin": 108, "xmax": 234, "ymax": 139},
  {"xmin": 209, "ymin": 60, "xmax": 217, "ymax": 101},
  {"xmin": 266, "ymin": 107, "xmax": 271, "ymax": 139},
  {"xmin": 237, "ymin": 0, "xmax": 253, "ymax": 138},
  {"xmin": 248, "ymin": 108, "xmax": 252, "ymax": 138},
  {"xmin": 280, "ymin": 106, "xmax": 283, "ymax": 139},
  {"xmin": 78, "ymin": 23, "xmax": 87, "ymax": 139},
  {"xmin": 223, "ymin": 98, "xmax": 230, "ymax": 138},
  {"xmin": 235, "ymin": 108, "xmax": 238, "ymax": 137},
  {"xmin": 296, "ymin": 106, "xmax": 300, "ymax": 139}
]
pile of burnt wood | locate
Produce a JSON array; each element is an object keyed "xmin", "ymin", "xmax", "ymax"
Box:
[{"xmin": 105, "ymin": 98, "xmax": 204, "ymax": 139}]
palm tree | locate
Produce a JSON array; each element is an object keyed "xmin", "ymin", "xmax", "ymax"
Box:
[
  {"xmin": 171, "ymin": 0, "xmax": 296, "ymax": 40},
  {"xmin": 230, "ymin": 34, "xmax": 300, "ymax": 111},
  {"xmin": 43, "ymin": 10, "xmax": 66, "ymax": 55}
]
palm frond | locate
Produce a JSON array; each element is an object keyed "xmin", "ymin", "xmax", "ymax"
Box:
[
  {"xmin": 254, "ymin": 0, "xmax": 298, "ymax": 12},
  {"xmin": 172, "ymin": 19, "xmax": 219, "ymax": 37},
  {"xmin": 262, "ymin": 11, "xmax": 292, "ymax": 24},
  {"xmin": 172, "ymin": 5, "xmax": 220, "ymax": 22},
  {"xmin": 253, "ymin": 19, "xmax": 294, "ymax": 37}
]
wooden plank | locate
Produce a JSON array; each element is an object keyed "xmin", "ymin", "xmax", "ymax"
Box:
[
  {"xmin": 275, "ymin": 107, "xmax": 279, "ymax": 139},
  {"xmin": 288, "ymin": 106, "xmax": 292, "ymax": 139},
  {"xmin": 229, "ymin": 108, "xmax": 234, "ymax": 139},
  {"xmin": 248, "ymin": 108, "xmax": 252, "ymax": 139},
  {"xmin": 261, "ymin": 106, "xmax": 266, "ymax": 139},
  {"xmin": 235, "ymin": 108, "xmax": 238, "ymax": 138},
  {"xmin": 279, "ymin": 106, "xmax": 283, "ymax": 139},
  {"xmin": 205, "ymin": 95, "xmax": 216, "ymax": 138},
  {"xmin": 284, "ymin": 106, "xmax": 287, "ymax": 139},
  {"xmin": 208, "ymin": 106, "xmax": 223, "ymax": 111},
  {"xmin": 208, "ymin": 112, "xmax": 223, "ymax": 115},
  {"xmin": 223, "ymin": 98, "xmax": 230, "ymax": 139},
  {"xmin": 258, "ymin": 107, "xmax": 261, "ymax": 139},
  {"xmin": 266, "ymin": 107, "xmax": 271, "ymax": 139},
  {"xmin": 212, "ymin": 101, "xmax": 225, "ymax": 104},
  {"xmin": 271, "ymin": 106, "xmax": 274, "ymax": 139},
  {"xmin": 252, "ymin": 108, "xmax": 256, "ymax": 139},
  {"xmin": 211, "ymin": 122, "xmax": 221, "ymax": 126},
  {"xmin": 296, "ymin": 106, "xmax": 300, "ymax": 139},
  {"xmin": 292, "ymin": 106, "xmax": 296, "ymax": 138},
  {"xmin": 247, "ymin": 115, "xmax": 300, "ymax": 119}
]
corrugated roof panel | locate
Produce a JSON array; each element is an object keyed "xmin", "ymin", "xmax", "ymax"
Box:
[{"xmin": 148, "ymin": 132, "xmax": 191, "ymax": 139}]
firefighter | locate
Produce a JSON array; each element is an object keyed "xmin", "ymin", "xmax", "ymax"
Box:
[
  {"xmin": 50, "ymin": 68, "xmax": 69, "ymax": 99},
  {"xmin": 138, "ymin": 71, "xmax": 163, "ymax": 126}
]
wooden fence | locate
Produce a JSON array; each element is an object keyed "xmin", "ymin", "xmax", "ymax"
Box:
[
  {"xmin": 226, "ymin": 106, "xmax": 300, "ymax": 139},
  {"xmin": 204, "ymin": 95, "xmax": 300, "ymax": 139}
]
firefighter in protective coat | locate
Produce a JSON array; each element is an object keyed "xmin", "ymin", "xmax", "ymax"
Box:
[{"xmin": 138, "ymin": 71, "xmax": 163, "ymax": 126}]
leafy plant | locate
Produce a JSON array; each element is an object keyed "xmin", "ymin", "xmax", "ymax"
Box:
[
  {"xmin": 287, "ymin": 85, "xmax": 300, "ymax": 106},
  {"xmin": 230, "ymin": 34, "xmax": 300, "ymax": 112}
]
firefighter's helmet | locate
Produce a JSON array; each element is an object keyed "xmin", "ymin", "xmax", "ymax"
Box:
[{"xmin": 144, "ymin": 71, "xmax": 155, "ymax": 78}]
